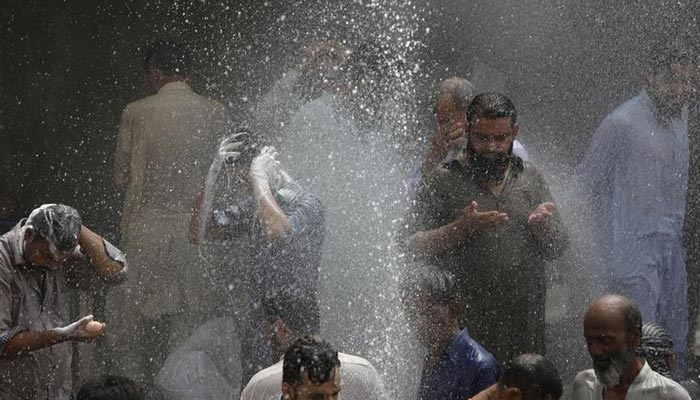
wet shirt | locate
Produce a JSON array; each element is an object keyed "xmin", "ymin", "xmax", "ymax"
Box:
[
  {"xmin": 241, "ymin": 352, "xmax": 385, "ymax": 400},
  {"xmin": 571, "ymin": 362, "xmax": 690, "ymax": 400},
  {"xmin": 418, "ymin": 328, "xmax": 501, "ymax": 400},
  {"xmin": 213, "ymin": 183, "xmax": 324, "ymax": 299},
  {"xmin": 0, "ymin": 222, "xmax": 125, "ymax": 400},
  {"xmin": 403, "ymin": 158, "xmax": 568, "ymax": 363},
  {"xmin": 577, "ymin": 90, "xmax": 689, "ymax": 258}
]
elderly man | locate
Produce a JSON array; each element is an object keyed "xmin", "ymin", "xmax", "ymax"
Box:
[
  {"xmin": 241, "ymin": 286, "xmax": 383, "ymax": 400},
  {"xmin": 471, "ymin": 354, "xmax": 563, "ymax": 400},
  {"xmin": 403, "ymin": 93, "xmax": 568, "ymax": 363},
  {"xmin": 571, "ymin": 294, "xmax": 689, "ymax": 400},
  {"xmin": 0, "ymin": 204, "xmax": 127, "ymax": 400},
  {"xmin": 401, "ymin": 263, "xmax": 500, "ymax": 400},
  {"xmin": 576, "ymin": 41, "xmax": 695, "ymax": 363},
  {"xmin": 109, "ymin": 40, "xmax": 226, "ymax": 382}
]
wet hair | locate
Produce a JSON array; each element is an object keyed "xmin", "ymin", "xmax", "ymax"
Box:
[
  {"xmin": 501, "ymin": 354, "xmax": 563, "ymax": 400},
  {"xmin": 26, "ymin": 204, "xmax": 81, "ymax": 252},
  {"xmin": 432, "ymin": 77, "xmax": 474, "ymax": 115},
  {"xmin": 144, "ymin": 40, "xmax": 192, "ymax": 76},
  {"xmin": 401, "ymin": 262, "xmax": 458, "ymax": 306},
  {"xmin": 75, "ymin": 375, "xmax": 143, "ymax": 400},
  {"xmin": 282, "ymin": 336, "xmax": 340, "ymax": 386},
  {"xmin": 637, "ymin": 322, "xmax": 674, "ymax": 377},
  {"xmin": 262, "ymin": 286, "xmax": 321, "ymax": 336},
  {"xmin": 466, "ymin": 92, "xmax": 518, "ymax": 124}
]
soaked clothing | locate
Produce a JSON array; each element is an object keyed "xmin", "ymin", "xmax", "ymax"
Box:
[
  {"xmin": 109, "ymin": 81, "xmax": 226, "ymax": 382},
  {"xmin": 212, "ymin": 182, "xmax": 324, "ymax": 381},
  {"xmin": 241, "ymin": 352, "xmax": 385, "ymax": 400},
  {"xmin": 418, "ymin": 328, "xmax": 501, "ymax": 400},
  {"xmin": 0, "ymin": 222, "xmax": 125, "ymax": 400},
  {"xmin": 571, "ymin": 362, "xmax": 690, "ymax": 400},
  {"xmin": 404, "ymin": 157, "xmax": 568, "ymax": 364},
  {"xmin": 577, "ymin": 90, "xmax": 689, "ymax": 353}
]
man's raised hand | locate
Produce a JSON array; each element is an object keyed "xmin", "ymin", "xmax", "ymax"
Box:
[
  {"xmin": 528, "ymin": 202, "xmax": 556, "ymax": 231},
  {"xmin": 461, "ymin": 201, "xmax": 509, "ymax": 233}
]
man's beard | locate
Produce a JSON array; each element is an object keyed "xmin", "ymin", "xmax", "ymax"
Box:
[
  {"xmin": 466, "ymin": 141, "xmax": 513, "ymax": 183},
  {"xmin": 592, "ymin": 347, "xmax": 637, "ymax": 388}
]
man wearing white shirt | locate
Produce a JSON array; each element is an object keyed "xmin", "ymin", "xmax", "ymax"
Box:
[
  {"xmin": 240, "ymin": 287, "xmax": 385, "ymax": 400},
  {"xmin": 571, "ymin": 294, "xmax": 689, "ymax": 400}
]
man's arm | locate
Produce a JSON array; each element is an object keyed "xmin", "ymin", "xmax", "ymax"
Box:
[
  {"xmin": 77, "ymin": 226, "xmax": 127, "ymax": 279},
  {"xmin": 114, "ymin": 106, "xmax": 134, "ymax": 190},
  {"xmin": 527, "ymin": 173, "xmax": 569, "ymax": 261},
  {"xmin": 404, "ymin": 200, "xmax": 508, "ymax": 258},
  {"xmin": 1, "ymin": 315, "xmax": 104, "ymax": 358},
  {"xmin": 576, "ymin": 116, "xmax": 621, "ymax": 199}
]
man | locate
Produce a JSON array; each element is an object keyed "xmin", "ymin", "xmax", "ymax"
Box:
[
  {"xmin": 571, "ymin": 294, "xmax": 689, "ymax": 400},
  {"xmin": 76, "ymin": 376, "xmax": 144, "ymax": 400},
  {"xmin": 281, "ymin": 336, "xmax": 342, "ymax": 400},
  {"xmin": 109, "ymin": 40, "xmax": 226, "ymax": 382},
  {"xmin": 471, "ymin": 354, "xmax": 563, "ymax": 400},
  {"xmin": 241, "ymin": 286, "xmax": 384, "ymax": 400},
  {"xmin": 403, "ymin": 93, "xmax": 568, "ymax": 363},
  {"xmin": 191, "ymin": 133, "xmax": 325, "ymax": 383},
  {"xmin": 402, "ymin": 264, "xmax": 501, "ymax": 400},
  {"xmin": 576, "ymin": 41, "xmax": 695, "ymax": 362},
  {"xmin": 407, "ymin": 78, "xmax": 529, "ymax": 196},
  {"xmin": 0, "ymin": 204, "xmax": 127, "ymax": 400}
]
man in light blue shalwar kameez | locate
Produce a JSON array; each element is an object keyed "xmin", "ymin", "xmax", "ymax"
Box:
[{"xmin": 576, "ymin": 45, "xmax": 695, "ymax": 366}]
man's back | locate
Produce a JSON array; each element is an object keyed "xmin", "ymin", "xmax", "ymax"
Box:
[
  {"xmin": 240, "ymin": 352, "xmax": 385, "ymax": 400},
  {"xmin": 115, "ymin": 81, "xmax": 225, "ymax": 217}
]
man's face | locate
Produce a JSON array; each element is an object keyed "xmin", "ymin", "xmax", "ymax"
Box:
[
  {"xmin": 285, "ymin": 367, "xmax": 341, "ymax": 400},
  {"xmin": 404, "ymin": 293, "xmax": 452, "ymax": 347},
  {"xmin": 25, "ymin": 235, "xmax": 73, "ymax": 270},
  {"xmin": 646, "ymin": 63, "xmax": 695, "ymax": 113},
  {"xmin": 467, "ymin": 117, "xmax": 518, "ymax": 159},
  {"xmin": 583, "ymin": 308, "xmax": 639, "ymax": 388}
]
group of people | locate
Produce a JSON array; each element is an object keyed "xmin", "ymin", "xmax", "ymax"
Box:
[{"xmin": 0, "ymin": 33, "xmax": 699, "ymax": 400}]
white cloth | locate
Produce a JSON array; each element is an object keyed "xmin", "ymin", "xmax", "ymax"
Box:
[
  {"xmin": 240, "ymin": 352, "xmax": 385, "ymax": 400},
  {"xmin": 571, "ymin": 362, "xmax": 690, "ymax": 400}
]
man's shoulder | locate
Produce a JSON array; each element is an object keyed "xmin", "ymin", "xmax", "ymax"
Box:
[
  {"xmin": 640, "ymin": 369, "xmax": 691, "ymax": 399},
  {"xmin": 339, "ymin": 352, "xmax": 377, "ymax": 370},
  {"xmin": 450, "ymin": 330, "xmax": 498, "ymax": 370},
  {"xmin": 124, "ymin": 90, "xmax": 224, "ymax": 114},
  {"xmin": 572, "ymin": 369, "xmax": 599, "ymax": 391},
  {"xmin": 601, "ymin": 94, "xmax": 651, "ymax": 129},
  {"xmin": 241, "ymin": 361, "xmax": 283, "ymax": 400}
]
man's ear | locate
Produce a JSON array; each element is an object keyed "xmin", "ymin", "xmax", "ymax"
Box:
[
  {"xmin": 511, "ymin": 123, "xmax": 520, "ymax": 138},
  {"xmin": 630, "ymin": 326, "xmax": 642, "ymax": 348},
  {"xmin": 23, "ymin": 227, "xmax": 34, "ymax": 242},
  {"xmin": 505, "ymin": 386, "xmax": 522, "ymax": 400}
]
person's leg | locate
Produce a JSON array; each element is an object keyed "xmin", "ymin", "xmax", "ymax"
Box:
[
  {"xmin": 658, "ymin": 240, "xmax": 689, "ymax": 377},
  {"xmin": 613, "ymin": 237, "xmax": 663, "ymax": 324}
]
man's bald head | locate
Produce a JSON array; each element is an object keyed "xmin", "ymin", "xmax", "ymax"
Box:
[{"xmin": 584, "ymin": 294, "xmax": 642, "ymax": 337}]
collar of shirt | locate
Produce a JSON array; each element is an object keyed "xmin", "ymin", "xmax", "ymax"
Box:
[
  {"xmin": 7, "ymin": 220, "xmax": 29, "ymax": 267},
  {"xmin": 158, "ymin": 81, "xmax": 193, "ymax": 94}
]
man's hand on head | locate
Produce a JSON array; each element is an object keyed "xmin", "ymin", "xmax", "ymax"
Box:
[
  {"xmin": 460, "ymin": 201, "xmax": 509, "ymax": 233},
  {"xmin": 528, "ymin": 202, "xmax": 556, "ymax": 231}
]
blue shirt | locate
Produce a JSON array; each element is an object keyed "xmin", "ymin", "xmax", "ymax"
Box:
[
  {"xmin": 418, "ymin": 328, "xmax": 501, "ymax": 400},
  {"xmin": 577, "ymin": 90, "xmax": 689, "ymax": 260}
]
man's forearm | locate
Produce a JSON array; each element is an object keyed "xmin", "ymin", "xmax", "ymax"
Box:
[
  {"xmin": 78, "ymin": 226, "xmax": 125, "ymax": 278},
  {"xmin": 255, "ymin": 191, "xmax": 292, "ymax": 242},
  {"xmin": 405, "ymin": 218, "xmax": 470, "ymax": 257},
  {"xmin": 1, "ymin": 330, "xmax": 65, "ymax": 357}
]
